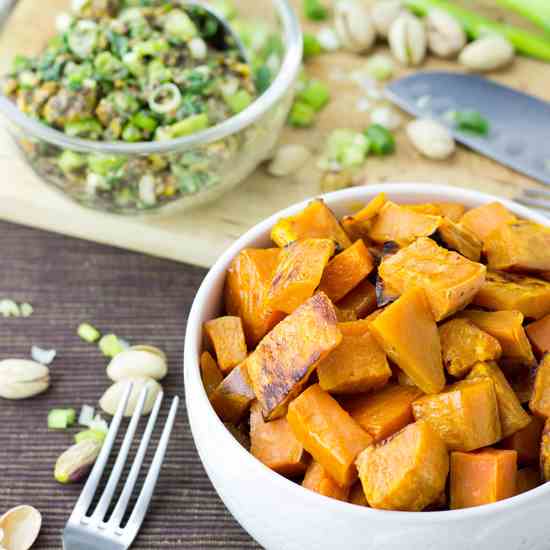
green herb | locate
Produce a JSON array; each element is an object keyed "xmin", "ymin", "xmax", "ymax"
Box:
[
  {"xmin": 78, "ymin": 322, "xmax": 101, "ymax": 343},
  {"xmin": 48, "ymin": 409, "xmax": 77, "ymax": 430},
  {"xmin": 288, "ymin": 101, "xmax": 316, "ymax": 127},
  {"xmin": 75, "ymin": 429, "xmax": 107, "ymax": 445},
  {"xmin": 297, "ymin": 79, "xmax": 330, "ymax": 111},
  {"xmin": 303, "ymin": 0, "xmax": 328, "ymax": 20},
  {"xmin": 99, "ymin": 334, "xmax": 126, "ymax": 357},
  {"xmin": 364, "ymin": 124, "xmax": 396, "ymax": 155},
  {"xmin": 303, "ymin": 34, "xmax": 322, "ymax": 59},
  {"xmin": 453, "ymin": 110, "xmax": 490, "ymax": 135}
]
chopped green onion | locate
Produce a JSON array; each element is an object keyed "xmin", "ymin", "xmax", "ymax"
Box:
[
  {"xmin": 364, "ymin": 124, "xmax": 396, "ymax": 155},
  {"xmin": 134, "ymin": 38, "xmax": 169, "ymax": 57},
  {"xmin": 58, "ymin": 150, "xmax": 86, "ymax": 173},
  {"xmin": 99, "ymin": 334, "xmax": 125, "ymax": 358},
  {"xmin": 20, "ymin": 303, "xmax": 34, "ymax": 317},
  {"xmin": 288, "ymin": 101, "xmax": 316, "ymax": 128},
  {"xmin": 64, "ymin": 118, "xmax": 103, "ymax": 139},
  {"xmin": 94, "ymin": 51, "xmax": 127, "ymax": 81},
  {"xmin": 48, "ymin": 409, "xmax": 77, "ymax": 430},
  {"xmin": 365, "ymin": 55, "xmax": 395, "ymax": 81},
  {"xmin": 75, "ymin": 429, "xmax": 107, "ymax": 445},
  {"xmin": 12, "ymin": 54, "xmax": 32, "ymax": 73},
  {"xmin": 303, "ymin": 34, "xmax": 322, "ymax": 59},
  {"xmin": 453, "ymin": 110, "xmax": 490, "ymax": 135},
  {"xmin": 149, "ymin": 83, "xmax": 182, "ymax": 114},
  {"xmin": 155, "ymin": 113, "xmax": 209, "ymax": 140},
  {"xmin": 87, "ymin": 155, "xmax": 126, "ymax": 176},
  {"xmin": 297, "ymin": 79, "xmax": 330, "ymax": 112},
  {"xmin": 163, "ymin": 9, "xmax": 198, "ymax": 42},
  {"xmin": 303, "ymin": 0, "xmax": 328, "ymax": 21},
  {"xmin": 224, "ymin": 89, "xmax": 253, "ymax": 114},
  {"xmin": 495, "ymin": 0, "xmax": 550, "ymax": 34},
  {"xmin": 78, "ymin": 322, "xmax": 101, "ymax": 343},
  {"xmin": 254, "ymin": 66, "xmax": 271, "ymax": 94},
  {"xmin": 148, "ymin": 59, "xmax": 172, "ymax": 83},
  {"xmin": 122, "ymin": 50, "xmax": 146, "ymax": 77},
  {"xmin": 122, "ymin": 123, "xmax": 142, "ymax": 142},
  {"xmin": 131, "ymin": 111, "xmax": 158, "ymax": 133},
  {"xmin": 67, "ymin": 20, "xmax": 98, "ymax": 59},
  {"xmin": 324, "ymin": 129, "xmax": 370, "ymax": 168}
]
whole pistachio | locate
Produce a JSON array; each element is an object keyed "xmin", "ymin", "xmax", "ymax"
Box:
[
  {"xmin": 106, "ymin": 346, "xmax": 168, "ymax": 382},
  {"xmin": 388, "ymin": 14, "xmax": 427, "ymax": 66},
  {"xmin": 0, "ymin": 505, "xmax": 42, "ymax": 550},
  {"xmin": 371, "ymin": 0, "xmax": 404, "ymax": 38},
  {"xmin": 426, "ymin": 9, "xmax": 466, "ymax": 58},
  {"xmin": 55, "ymin": 440, "xmax": 102, "ymax": 484},
  {"xmin": 0, "ymin": 359, "xmax": 50, "ymax": 400},
  {"xmin": 406, "ymin": 118, "xmax": 456, "ymax": 160},
  {"xmin": 268, "ymin": 144, "xmax": 311, "ymax": 177},
  {"xmin": 334, "ymin": 0, "xmax": 376, "ymax": 53},
  {"xmin": 100, "ymin": 377, "xmax": 162, "ymax": 417},
  {"xmin": 459, "ymin": 35, "xmax": 514, "ymax": 71}
]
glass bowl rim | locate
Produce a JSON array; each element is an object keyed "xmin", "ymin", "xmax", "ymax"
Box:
[{"xmin": 0, "ymin": 0, "xmax": 302, "ymax": 154}]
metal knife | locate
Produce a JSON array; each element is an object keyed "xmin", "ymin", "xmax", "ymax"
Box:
[{"xmin": 385, "ymin": 71, "xmax": 550, "ymax": 186}]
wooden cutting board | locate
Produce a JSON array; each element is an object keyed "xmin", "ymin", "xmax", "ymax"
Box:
[{"xmin": 1, "ymin": 0, "xmax": 549, "ymax": 267}]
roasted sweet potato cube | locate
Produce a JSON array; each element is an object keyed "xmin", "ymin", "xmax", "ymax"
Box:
[
  {"xmin": 484, "ymin": 221, "xmax": 550, "ymax": 273},
  {"xmin": 437, "ymin": 218, "xmax": 482, "ymax": 261},
  {"xmin": 397, "ymin": 369, "xmax": 417, "ymax": 387},
  {"xmin": 268, "ymin": 238, "xmax": 335, "ymax": 314},
  {"xmin": 450, "ymin": 449, "xmax": 517, "ymax": 509},
  {"xmin": 378, "ymin": 237, "xmax": 486, "ymax": 321},
  {"xmin": 342, "ymin": 384, "xmax": 422, "ymax": 442},
  {"xmin": 335, "ymin": 279, "xmax": 377, "ymax": 321},
  {"xmin": 510, "ymin": 373, "xmax": 534, "ymax": 404},
  {"xmin": 348, "ymin": 482, "xmax": 368, "ymax": 506},
  {"xmin": 318, "ymin": 240, "xmax": 374, "ymax": 303},
  {"xmin": 271, "ymin": 199, "xmax": 351, "ymax": 250},
  {"xmin": 529, "ymin": 354, "xmax": 550, "ymax": 418},
  {"xmin": 439, "ymin": 319, "xmax": 502, "ymax": 378},
  {"xmin": 302, "ymin": 461, "xmax": 350, "ymax": 502},
  {"xmin": 341, "ymin": 193, "xmax": 387, "ymax": 241},
  {"xmin": 247, "ymin": 292, "xmax": 342, "ymax": 420},
  {"xmin": 224, "ymin": 248, "xmax": 284, "ymax": 347},
  {"xmin": 412, "ymin": 378, "xmax": 502, "ymax": 451},
  {"xmin": 460, "ymin": 202, "xmax": 516, "ymax": 242},
  {"xmin": 200, "ymin": 351, "xmax": 223, "ymax": 397},
  {"xmin": 405, "ymin": 203, "xmax": 441, "ymax": 215},
  {"xmin": 516, "ymin": 466, "xmax": 541, "ymax": 495},
  {"xmin": 467, "ymin": 362, "xmax": 531, "ymax": 438},
  {"xmin": 501, "ymin": 415, "xmax": 543, "ymax": 465},
  {"xmin": 224, "ymin": 422, "xmax": 251, "ymax": 449},
  {"xmin": 356, "ymin": 420, "xmax": 449, "ymax": 511},
  {"xmin": 527, "ymin": 314, "xmax": 550, "ymax": 356},
  {"xmin": 204, "ymin": 316, "xmax": 248, "ymax": 374},
  {"xmin": 287, "ymin": 384, "xmax": 372, "ymax": 487},
  {"xmin": 317, "ymin": 320, "xmax": 391, "ymax": 394},
  {"xmin": 370, "ymin": 287, "xmax": 445, "ymax": 394},
  {"xmin": 457, "ymin": 310, "xmax": 536, "ymax": 367},
  {"xmin": 473, "ymin": 271, "xmax": 550, "ymax": 321},
  {"xmin": 209, "ymin": 362, "xmax": 255, "ymax": 423},
  {"xmin": 250, "ymin": 402, "xmax": 308, "ymax": 477},
  {"xmin": 437, "ymin": 202, "xmax": 466, "ymax": 222},
  {"xmin": 368, "ymin": 201, "xmax": 442, "ymax": 246},
  {"xmin": 540, "ymin": 418, "xmax": 550, "ymax": 480}
]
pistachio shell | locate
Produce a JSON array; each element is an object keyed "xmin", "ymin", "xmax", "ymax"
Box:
[
  {"xmin": 0, "ymin": 505, "xmax": 42, "ymax": 550},
  {"xmin": 371, "ymin": 0, "xmax": 404, "ymax": 37},
  {"xmin": 106, "ymin": 348, "xmax": 167, "ymax": 382},
  {"xmin": 334, "ymin": 0, "xmax": 376, "ymax": 53},
  {"xmin": 267, "ymin": 144, "xmax": 311, "ymax": 177},
  {"xmin": 459, "ymin": 35, "xmax": 514, "ymax": 71},
  {"xmin": 388, "ymin": 13, "xmax": 427, "ymax": 66},
  {"xmin": 100, "ymin": 377, "xmax": 162, "ymax": 417},
  {"xmin": 426, "ymin": 9, "xmax": 466, "ymax": 58},
  {"xmin": 0, "ymin": 359, "xmax": 50, "ymax": 400}
]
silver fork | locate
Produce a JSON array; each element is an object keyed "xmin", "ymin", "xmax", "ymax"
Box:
[
  {"xmin": 515, "ymin": 188, "xmax": 550, "ymax": 217},
  {"xmin": 62, "ymin": 383, "xmax": 179, "ymax": 550}
]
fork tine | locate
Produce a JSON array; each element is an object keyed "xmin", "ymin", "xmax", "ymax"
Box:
[
  {"xmin": 69, "ymin": 382, "xmax": 133, "ymax": 524},
  {"xmin": 108, "ymin": 390, "xmax": 164, "ymax": 529},
  {"xmin": 122, "ymin": 396, "xmax": 180, "ymax": 543},
  {"xmin": 88, "ymin": 385, "xmax": 149, "ymax": 526}
]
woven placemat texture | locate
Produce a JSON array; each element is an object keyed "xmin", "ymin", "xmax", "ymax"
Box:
[{"xmin": 0, "ymin": 220, "xmax": 260, "ymax": 549}]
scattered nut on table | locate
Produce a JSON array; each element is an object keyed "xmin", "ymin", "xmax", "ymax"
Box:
[
  {"xmin": 334, "ymin": 0, "xmax": 376, "ymax": 53},
  {"xmin": 0, "ymin": 505, "xmax": 42, "ymax": 550},
  {"xmin": 267, "ymin": 144, "xmax": 311, "ymax": 177},
  {"xmin": 54, "ymin": 440, "xmax": 102, "ymax": 484},
  {"xmin": 388, "ymin": 13, "xmax": 427, "ymax": 66},
  {"xmin": 106, "ymin": 345, "xmax": 168, "ymax": 382},
  {"xmin": 0, "ymin": 359, "xmax": 50, "ymax": 400},
  {"xmin": 426, "ymin": 9, "xmax": 466, "ymax": 58},
  {"xmin": 459, "ymin": 35, "xmax": 514, "ymax": 71},
  {"xmin": 406, "ymin": 118, "xmax": 456, "ymax": 160},
  {"xmin": 100, "ymin": 377, "xmax": 163, "ymax": 417},
  {"xmin": 371, "ymin": 0, "xmax": 404, "ymax": 38}
]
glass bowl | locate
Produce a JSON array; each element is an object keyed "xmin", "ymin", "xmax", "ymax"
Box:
[{"xmin": 0, "ymin": 0, "xmax": 302, "ymax": 215}]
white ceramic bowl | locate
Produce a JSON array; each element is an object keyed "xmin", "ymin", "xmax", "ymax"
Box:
[{"xmin": 184, "ymin": 183, "xmax": 550, "ymax": 550}]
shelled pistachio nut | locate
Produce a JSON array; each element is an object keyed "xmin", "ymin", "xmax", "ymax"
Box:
[
  {"xmin": 406, "ymin": 118, "xmax": 456, "ymax": 160},
  {"xmin": 55, "ymin": 440, "xmax": 102, "ymax": 484},
  {"xmin": 426, "ymin": 9, "xmax": 466, "ymax": 58},
  {"xmin": 334, "ymin": 0, "xmax": 376, "ymax": 53},
  {"xmin": 388, "ymin": 13, "xmax": 427, "ymax": 66},
  {"xmin": 100, "ymin": 377, "xmax": 162, "ymax": 417},
  {"xmin": 0, "ymin": 505, "xmax": 42, "ymax": 550},
  {"xmin": 268, "ymin": 144, "xmax": 311, "ymax": 177},
  {"xmin": 106, "ymin": 346, "xmax": 167, "ymax": 382},
  {"xmin": 459, "ymin": 35, "xmax": 514, "ymax": 71},
  {"xmin": 0, "ymin": 359, "xmax": 50, "ymax": 400},
  {"xmin": 371, "ymin": 0, "xmax": 404, "ymax": 38}
]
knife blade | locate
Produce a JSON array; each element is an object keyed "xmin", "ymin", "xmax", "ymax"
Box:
[{"xmin": 385, "ymin": 71, "xmax": 550, "ymax": 185}]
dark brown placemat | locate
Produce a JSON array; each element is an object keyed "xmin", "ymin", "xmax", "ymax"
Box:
[{"xmin": 0, "ymin": 220, "xmax": 260, "ymax": 549}]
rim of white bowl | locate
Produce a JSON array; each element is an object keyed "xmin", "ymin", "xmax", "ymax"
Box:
[{"xmin": 184, "ymin": 182, "xmax": 550, "ymax": 522}]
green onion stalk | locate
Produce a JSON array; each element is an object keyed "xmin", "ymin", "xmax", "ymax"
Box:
[{"xmin": 495, "ymin": 0, "xmax": 550, "ymax": 35}]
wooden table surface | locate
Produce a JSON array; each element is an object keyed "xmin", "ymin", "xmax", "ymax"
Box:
[{"xmin": 0, "ymin": 219, "xmax": 259, "ymax": 549}]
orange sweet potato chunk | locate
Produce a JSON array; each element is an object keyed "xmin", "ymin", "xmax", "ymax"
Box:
[
  {"xmin": 450, "ymin": 449, "xmax": 517, "ymax": 509},
  {"xmin": 439, "ymin": 318, "xmax": 502, "ymax": 378},
  {"xmin": 529, "ymin": 354, "xmax": 550, "ymax": 418},
  {"xmin": 516, "ymin": 466, "xmax": 541, "ymax": 495},
  {"xmin": 341, "ymin": 193, "xmax": 387, "ymax": 241},
  {"xmin": 368, "ymin": 202, "xmax": 442, "ymax": 246},
  {"xmin": 540, "ymin": 418, "xmax": 550, "ymax": 480},
  {"xmin": 209, "ymin": 361, "xmax": 255, "ymax": 423},
  {"xmin": 378, "ymin": 237, "xmax": 486, "ymax": 321},
  {"xmin": 204, "ymin": 316, "xmax": 248, "ymax": 374},
  {"xmin": 302, "ymin": 461, "xmax": 350, "ymax": 502},
  {"xmin": 412, "ymin": 378, "xmax": 502, "ymax": 451},
  {"xmin": 317, "ymin": 320, "xmax": 391, "ymax": 394},
  {"xmin": 268, "ymin": 238, "xmax": 335, "ymax": 314},
  {"xmin": 457, "ymin": 310, "xmax": 536, "ymax": 367},
  {"xmin": 335, "ymin": 279, "xmax": 377, "ymax": 321},
  {"xmin": 460, "ymin": 202, "xmax": 516, "ymax": 242},
  {"xmin": 437, "ymin": 218, "xmax": 482, "ymax": 262},
  {"xmin": 200, "ymin": 351, "xmax": 223, "ymax": 397},
  {"xmin": 527, "ymin": 314, "xmax": 550, "ymax": 356},
  {"xmin": 370, "ymin": 287, "xmax": 445, "ymax": 394},
  {"xmin": 437, "ymin": 202, "xmax": 466, "ymax": 222},
  {"xmin": 318, "ymin": 240, "xmax": 374, "ymax": 303},
  {"xmin": 271, "ymin": 199, "xmax": 351, "ymax": 250},
  {"xmin": 473, "ymin": 271, "xmax": 550, "ymax": 321},
  {"xmin": 247, "ymin": 292, "xmax": 342, "ymax": 420},
  {"xmin": 501, "ymin": 415, "xmax": 543, "ymax": 465},
  {"xmin": 287, "ymin": 384, "xmax": 372, "ymax": 487},
  {"xmin": 348, "ymin": 482, "xmax": 368, "ymax": 506},
  {"xmin": 356, "ymin": 420, "xmax": 449, "ymax": 511},
  {"xmin": 342, "ymin": 384, "xmax": 422, "ymax": 442},
  {"xmin": 484, "ymin": 221, "xmax": 550, "ymax": 273},
  {"xmin": 224, "ymin": 248, "xmax": 284, "ymax": 347},
  {"xmin": 250, "ymin": 402, "xmax": 308, "ymax": 477},
  {"xmin": 467, "ymin": 362, "xmax": 531, "ymax": 438}
]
